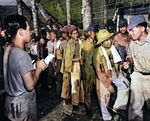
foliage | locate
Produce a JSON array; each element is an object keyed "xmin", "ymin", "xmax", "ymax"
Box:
[
  {"xmin": 40, "ymin": 0, "xmax": 67, "ymax": 25},
  {"xmin": 40, "ymin": 0, "xmax": 82, "ymax": 26},
  {"xmin": 40, "ymin": 0, "xmax": 149, "ymax": 26}
]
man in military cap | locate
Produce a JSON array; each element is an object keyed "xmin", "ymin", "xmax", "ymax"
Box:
[
  {"xmin": 61, "ymin": 25, "xmax": 84, "ymax": 111},
  {"xmin": 79, "ymin": 24, "xmax": 98, "ymax": 118},
  {"xmin": 59, "ymin": 26, "xmax": 70, "ymax": 56},
  {"xmin": 123, "ymin": 15, "xmax": 150, "ymax": 121}
]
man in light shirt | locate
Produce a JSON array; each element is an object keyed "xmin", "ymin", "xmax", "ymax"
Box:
[{"xmin": 123, "ymin": 15, "xmax": 150, "ymax": 121}]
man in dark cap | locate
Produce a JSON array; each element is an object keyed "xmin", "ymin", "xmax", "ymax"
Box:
[
  {"xmin": 79, "ymin": 24, "xmax": 98, "ymax": 118},
  {"xmin": 123, "ymin": 15, "xmax": 150, "ymax": 121},
  {"xmin": 113, "ymin": 18, "xmax": 131, "ymax": 61},
  {"xmin": 99, "ymin": 22, "xmax": 106, "ymax": 30},
  {"xmin": 106, "ymin": 19, "xmax": 115, "ymax": 33}
]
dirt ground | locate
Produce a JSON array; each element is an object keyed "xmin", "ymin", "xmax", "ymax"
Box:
[
  {"xmin": 36, "ymin": 83, "xmax": 127, "ymax": 121},
  {"xmin": 1, "ymin": 82, "xmax": 149, "ymax": 121}
]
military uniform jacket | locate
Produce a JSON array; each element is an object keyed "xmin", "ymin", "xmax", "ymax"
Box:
[
  {"xmin": 93, "ymin": 46, "xmax": 113, "ymax": 88},
  {"xmin": 60, "ymin": 38, "xmax": 82, "ymax": 73}
]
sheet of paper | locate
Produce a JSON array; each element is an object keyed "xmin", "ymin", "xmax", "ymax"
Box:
[{"xmin": 44, "ymin": 54, "xmax": 55, "ymax": 65}]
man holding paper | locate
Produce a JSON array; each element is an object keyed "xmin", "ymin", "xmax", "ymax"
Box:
[{"xmin": 3, "ymin": 15, "xmax": 47, "ymax": 121}]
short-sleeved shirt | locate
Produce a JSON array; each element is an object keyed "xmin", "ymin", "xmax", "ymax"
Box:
[
  {"xmin": 46, "ymin": 39, "xmax": 58, "ymax": 55},
  {"xmin": 5, "ymin": 47, "xmax": 33, "ymax": 96},
  {"xmin": 126, "ymin": 34, "xmax": 150, "ymax": 72}
]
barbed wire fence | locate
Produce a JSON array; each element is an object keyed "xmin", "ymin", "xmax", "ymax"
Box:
[
  {"xmin": 68, "ymin": 0, "xmax": 150, "ymax": 29},
  {"xmin": 40, "ymin": 0, "xmax": 150, "ymax": 30},
  {"xmin": 92, "ymin": 0, "xmax": 150, "ymax": 24}
]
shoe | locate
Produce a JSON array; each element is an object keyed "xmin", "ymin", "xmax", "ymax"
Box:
[
  {"xmin": 65, "ymin": 99, "xmax": 70, "ymax": 105},
  {"xmin": 72, "ymin": 105, "xmax": 79, "ymax": 113},
  {"xmin": 63, "ymin": 99, "xmax": 70, "ymax": 105},
  {"xmin": 86, "ymin": 109, "xmax": 92, "ymax": 119},
  {"xmin": 117, "ymin": 109, "xmax": 127, "ymax": 119},
  {"xmin": 112, "ymin": 108, "xmax": 127, "ymax": 119}
]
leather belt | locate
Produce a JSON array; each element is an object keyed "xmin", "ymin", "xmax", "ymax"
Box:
[{"xmin": 138, "ymin": 71, "xmax": 150, "ymax": 75}]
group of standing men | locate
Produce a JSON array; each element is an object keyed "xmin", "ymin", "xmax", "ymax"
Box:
[{"xmin": 2, "ymin": 13, "xmax": 150, "ymax": 121}]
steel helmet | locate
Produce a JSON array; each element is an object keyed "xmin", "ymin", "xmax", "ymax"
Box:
[{"xmin": 96, "ymin": 29, "xmax": 114, "ymax": 45}]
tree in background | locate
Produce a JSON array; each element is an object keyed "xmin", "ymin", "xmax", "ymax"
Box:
[
  {"xmin": 40, "ymin": 0, "xmax": 82, "ymax": 27},
  {"xmin": 66, "ymin": 0, "xmax": 71, "ymax": 25},
  {"xmin": 82, "ymin": 0, "xmax": 92, "ymax": 30},
  {"xmin": 31, "ymin": 0, "xmax": 39, "ymax": 36}
]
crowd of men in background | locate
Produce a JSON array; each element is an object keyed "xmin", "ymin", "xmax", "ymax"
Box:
[{"xmin": 0, "ymin": 14, "xmax": 150, "ymax": 121}]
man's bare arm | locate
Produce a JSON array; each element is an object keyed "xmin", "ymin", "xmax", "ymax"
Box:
[{"xmin": 23, "ymin": 59, "xmax": 46, "ymax": 91}]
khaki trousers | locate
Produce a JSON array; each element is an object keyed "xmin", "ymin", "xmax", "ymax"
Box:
[
  {"xmin": 129, "ymin": 72, "xmax": 150, "ymax": 121},
  {"xmin": 96, "ymin": 78, "xmax": 112, "ymax": 120},
  {"xmin": 61, "ymin": 62, "xmax": 84, "ymax": 106},
  {"xmin": 61, "ymin": 72, "xmax": 71, "ymax": 99}
]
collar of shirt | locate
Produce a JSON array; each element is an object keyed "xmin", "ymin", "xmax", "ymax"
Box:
[
  {"xmin": 70, "ymin": 38, "xmax": 82, "ymax": 44},
  {"xmin": 87, "ymin": 37, "xmax": 94, "ymax": 44},
  {"xmin": 135, "ymin": 33, "xmax": 150, "ymax": 45}
]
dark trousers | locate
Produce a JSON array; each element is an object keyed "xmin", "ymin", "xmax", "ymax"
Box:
[
  {"xmin": 55, "ymin": 60, "xmax": 63, "ymax": 96},
  {"xmin": 47, "ymin": 62, "xmax": 55, "ymax": 85},
  {"xmin": 55, "ymin": 73, "xmax": 63, "ymax": 96},
  {"xmin": 83, "ymin": 83, "xmax": 92, "ymax": 111}
]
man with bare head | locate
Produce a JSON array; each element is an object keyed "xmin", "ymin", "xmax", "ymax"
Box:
[{"xmin": 4, "ymin": 14, "xmax": 46, "ymax": 121}]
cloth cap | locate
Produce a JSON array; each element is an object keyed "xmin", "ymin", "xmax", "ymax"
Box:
[
  {"xmin": 118, "ymin": 18, "xmax": 128, "ymax": 28},
  {"xmin": 68, "ymin": 25, "xmax": 77, "ymax": 34},
  {"xmin": 96, "ymin": 29, "xmax": 114, "ymax": 45},
  {"xmin": 87, "ymin": 25, "xmax": 98, "ymax": 32},
  {"xmin": 127, "ymin": 15, "xmax": 146, "ymax": 30},
  {"xmin": 61, "ymin": 26, "xmax": 68, "ymax": 33}
]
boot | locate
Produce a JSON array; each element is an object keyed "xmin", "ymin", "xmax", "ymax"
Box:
[
  {"xmin": 72, "ymin": 105, "xmax": 79, "ymax": 112},
  {"xmin": 86, "ymin": 108, "xmax": 92, "ymax": 119},
  {"xmin": 65, "ymin": 99, "xmax": 70, "ymax": 105}
]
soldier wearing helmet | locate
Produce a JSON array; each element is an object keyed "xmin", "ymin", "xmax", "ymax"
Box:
[{"xmin": 93, "ymin": 29, "xmax": 130, "ymax": 120}]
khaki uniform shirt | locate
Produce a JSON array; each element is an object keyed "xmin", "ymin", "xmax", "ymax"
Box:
[
  {"xmin": 60, "ymin": 38, "xmax": 82, "ymax": 73},
  {"xmin": 59, "ymin": 40, "xmax": 67, "ymax": 57},
  {"xmin": 79, "ymin": 38, "xmax": 95, "ymax": 86},
  {"xmin": 126, "ymin": 34, "xmax": 150, "ymax": 73},
  {"xmin": 93, "ymin": 46, "xmax": 113, "ymax": 87}
]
